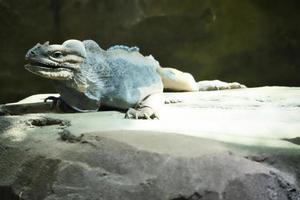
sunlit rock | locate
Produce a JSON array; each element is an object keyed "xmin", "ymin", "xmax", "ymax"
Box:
[{"xmin": 0, "ymin": 87, "xmax": 299, "ymax": 199}]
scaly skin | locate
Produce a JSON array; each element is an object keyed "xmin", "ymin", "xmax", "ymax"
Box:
[
  {"xmin": 25, "ymin": 40, "xmax": 163, "ymax": 119},
  {"xmin": 25, "ymin": 39, "xmax": 246, "ymax": 119}
]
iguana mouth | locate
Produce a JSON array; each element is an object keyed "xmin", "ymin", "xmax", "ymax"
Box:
[
  {"xmin": 25, "ymin": 59, "xmax": 69, "ymax": 70},
  {"xmin": 25, "ymin": 60, "xmax": 74, "ymax": 80},
  {"xmin": 28, "ymin": 61, "xmax": 59, "ymax": 68}
]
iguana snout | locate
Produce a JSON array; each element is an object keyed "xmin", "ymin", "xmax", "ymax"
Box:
[{"xmin": 25, "ymin": 40, "xmax": 86, "ymax": 80}]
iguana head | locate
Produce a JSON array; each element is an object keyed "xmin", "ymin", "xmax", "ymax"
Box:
[{"xmin": 25, "ymin": 40, "xmax": 86, "ymax": 80}]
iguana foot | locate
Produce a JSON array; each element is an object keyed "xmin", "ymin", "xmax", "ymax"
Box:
[
  {"xmin": 125, "ymin": 93, "xmax": 163, "ymax": 120},
  {"xmin": 197, "ymin": 80, "xmax": 246, "ymax": 91},
  {"xmin": 44, "ymin": 96, "xmax": 75, "ymax": 112},
  {"xmin": 125, "ymin": 107, "xmax": 159, "ymax": 120}
]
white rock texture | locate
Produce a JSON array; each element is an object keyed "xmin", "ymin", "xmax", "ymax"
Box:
[{"xmin": 0, "ymin": 87, "xmax": 300, "ymax": 200}]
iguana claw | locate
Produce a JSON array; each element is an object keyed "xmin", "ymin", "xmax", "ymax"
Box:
[
  {"xmin": 44, "ymin": 96, "xmax": 61, "ymax": 109},
  {"xmin": 44, "ymin": 96, "xmax": 74, "ymax": 112}
]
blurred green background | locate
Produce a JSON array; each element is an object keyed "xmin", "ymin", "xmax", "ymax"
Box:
[{"xmin": 0, "ymin": 0, "xmax": 300, "ymax": 103}]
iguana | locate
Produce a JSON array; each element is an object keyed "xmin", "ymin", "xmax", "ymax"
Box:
[{"xmin": 24, "ymin": 39, "xmax": 245, "ymax": 119}]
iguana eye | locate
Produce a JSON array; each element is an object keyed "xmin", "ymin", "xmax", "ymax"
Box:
[{"xmin": 52, "ymin": 51, "xmax": 63, "ymax": 58}]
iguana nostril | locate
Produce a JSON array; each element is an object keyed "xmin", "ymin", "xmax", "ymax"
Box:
[
  {"xmin": 29, "ymin": 51, "xmax": 36, "ymax": 56},
  {"xmin": 25, "ymin": 49, "xmax": 36, "ymax": 59}
]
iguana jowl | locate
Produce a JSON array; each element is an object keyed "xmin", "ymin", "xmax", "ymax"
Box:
[{"xmin": 25, "ymin": 39, "xmax": 245, "ymax": 119}]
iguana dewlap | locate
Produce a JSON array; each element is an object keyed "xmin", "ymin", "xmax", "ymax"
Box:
[{"xmin": 25, "ymin": 39, "xmax": 246, "ymax": 119}]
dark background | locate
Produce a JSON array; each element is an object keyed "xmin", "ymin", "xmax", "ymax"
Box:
[{"xmin": 1, "ymin": 0, "xmax": 300, "ymax": 103}]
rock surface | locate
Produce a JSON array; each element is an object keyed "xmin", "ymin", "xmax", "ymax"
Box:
[{"xmin": 0, "ymin": 87, "xmax": 300, "ymax": 200}]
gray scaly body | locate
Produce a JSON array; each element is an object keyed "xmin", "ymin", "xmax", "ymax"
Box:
[{"xmin": 25, "ymin": 39, "xmax": 246, "ymax": 119}]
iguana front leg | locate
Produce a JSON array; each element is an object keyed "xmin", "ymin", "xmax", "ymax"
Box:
[
  {"xmin": 44, "ymin": 96, "xmax": 75, "ymax": 113},
  {"xmin": 125, "ymin": 93, "xmax": 164, "ymax": 120}
]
